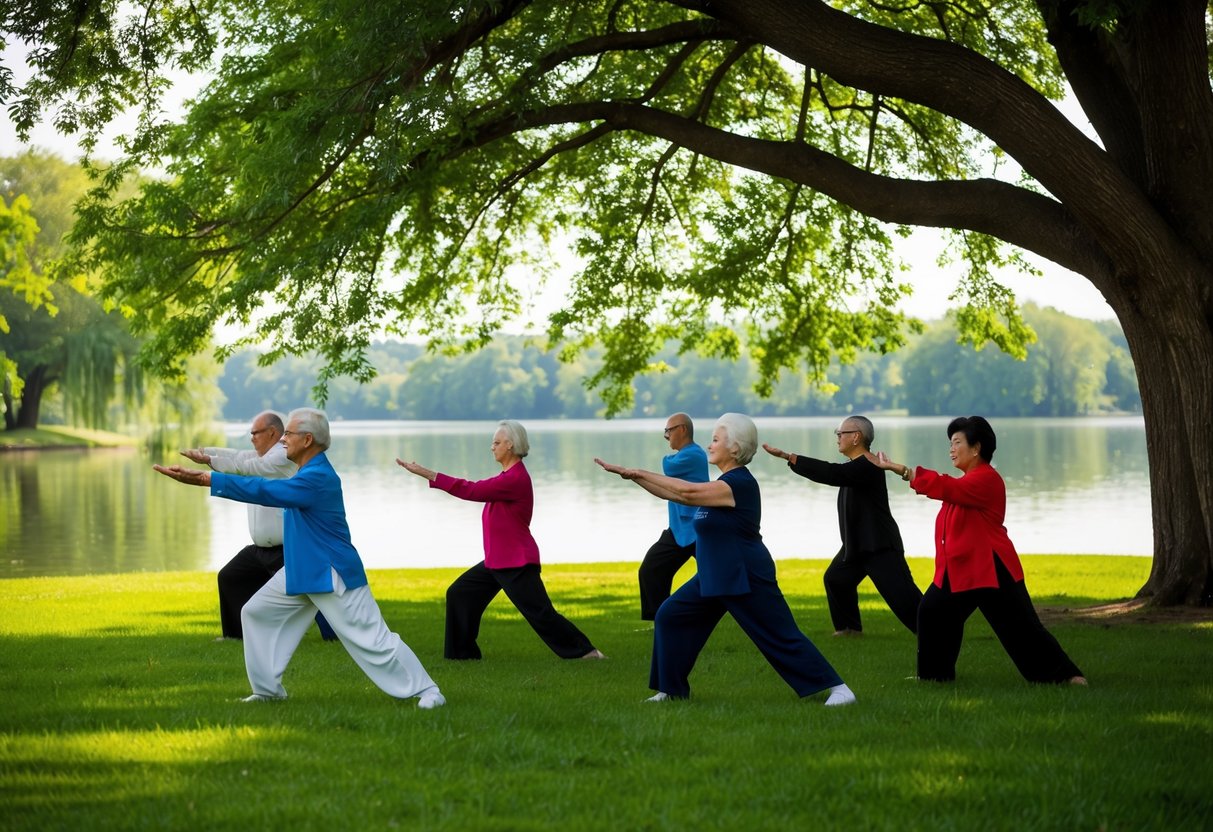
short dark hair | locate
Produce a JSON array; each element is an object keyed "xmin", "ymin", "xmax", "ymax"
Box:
[{"xmin": 946, "ymin": 415, "xmax": 996, "ymax": 461}]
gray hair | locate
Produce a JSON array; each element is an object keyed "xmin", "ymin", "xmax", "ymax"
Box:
[
  {"xmin": 254, "ymin": 410, "xmax": 285, "ymax": 435},
  {"xmin": 845, "ymin": 414, "xmax": 875, "ymax": 449},
  {"xmin": 715, "ymin": 412, "xmax": 758, "ymax": 465},
  {"xmin": 288, "ymin": 407, "xmax": 331, "ymax": 451},
  {"xmin": 496, "ymin": 419, "xmax": 530, "ymax": 458}
]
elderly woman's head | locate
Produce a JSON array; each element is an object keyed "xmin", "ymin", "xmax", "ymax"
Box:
[
  {"xmin": 492, "ymin": 419, "xmax": 530, "ymax": 463},
  {"xmin": 713, "ymin": 412, "xmax": 758, "ymax": 466},
  {"xmin": 947, "ymin": 415, "xmax": 996, "ymax": 462}
]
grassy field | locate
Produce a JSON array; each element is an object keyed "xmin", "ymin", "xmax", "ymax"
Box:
[{"xmin": 1, "ymin": 557, "xmax": 1210, "ymax": 831}]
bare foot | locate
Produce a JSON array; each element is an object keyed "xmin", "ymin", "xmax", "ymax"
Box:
[
  {"xmin": 1069, "ymin": 675, "xmax": 1088, "ymax": 686},
  {"xmin": 582, "ymin": 648, "xmax": 607, "ymax": 660},
  {"xmin": 832, "ymin": 629, "xmax": 862, "ymax": 637}
]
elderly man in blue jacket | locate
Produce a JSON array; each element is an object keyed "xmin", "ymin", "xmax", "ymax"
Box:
[{"xmin": 155, "ymin": 407, "xmax": 444, "ymax": 708}]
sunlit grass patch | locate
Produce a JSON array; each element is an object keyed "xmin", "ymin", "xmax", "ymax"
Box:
[{"xmin": 1, "ymin": 557, "xmax": 1211, "ymax": 831}]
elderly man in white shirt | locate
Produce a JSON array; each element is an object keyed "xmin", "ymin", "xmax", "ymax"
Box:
[{"xmin": 182, "ymin": 410, "xmax": 334, "ymax": 641}]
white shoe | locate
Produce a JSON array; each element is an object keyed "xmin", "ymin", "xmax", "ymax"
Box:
[
  {"xmin": 240, "ymin": 693, "xmax": 286, "ymax": 703},
  {"xmin": 824, "ymin": 684, "xmax": 856, "ymax": 707},
  {"xmin": 645, "ymin": 692, "xmax": 671, "ymax": 702},
  {"xmin": 417, "ymin": 687, "xmax": 446, "ymax": 709}
]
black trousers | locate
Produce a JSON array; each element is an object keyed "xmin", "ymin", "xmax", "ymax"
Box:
[
  {"xmin": 639, "ymin": 529, "xmax": 696, "ymax": 620},
  {"xmin": 823, "ymin": 547, "xmax": 922, "ymax": 634},
  {"xmin": 917, "ymin": 558, "xmax": 1083, "ymax": 683},
  {"xmin": 217, "ymin": 544, "xmax": 335, "ymax": 641},
  {"xmin": 650, "ymin": 574, "xmax": 843, "ymax": 699},
  {"xmin": 444, "ymin": 561, "xmax": 596, "ymax": 660}
]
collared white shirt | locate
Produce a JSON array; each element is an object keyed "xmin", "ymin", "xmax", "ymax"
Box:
[{"xmin": 205, "ymin": 442, "xmax": 298, "ymax": 546}]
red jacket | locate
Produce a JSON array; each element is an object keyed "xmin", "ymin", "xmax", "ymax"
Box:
[{"xmin": 910, "ymin": 462, "xmax": 1024, "ymax": 592}]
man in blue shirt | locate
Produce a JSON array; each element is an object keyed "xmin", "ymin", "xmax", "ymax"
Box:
[
  {"xmin": 155, "ymin": 407, "xmax": 444, "ymax": 708},
  {"xmin": 638, "ymin": 413, "xmax": 709, "ymax": 620}
]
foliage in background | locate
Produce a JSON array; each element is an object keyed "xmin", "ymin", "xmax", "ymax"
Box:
[
  {"xmin": 4, "ymin": 1, "xmax": 1211, "ymax": 602},
  {"xmin": 0, "ymin": 152, "xmax": 221, "ymax": 442},
  {"xmin": 216, "ymin": 304, "xmax": 1138, "ymax": 421},
  {"xmin": 0, "ymin": 152, "xmax": 143, "ymax": 430}
]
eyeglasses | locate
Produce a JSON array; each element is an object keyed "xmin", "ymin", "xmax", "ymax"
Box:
[
  {"xmin": 282, "ymin": 430, "xmax": 308, "ymax": 438},
  {"xmin": 663, "ymin": 424, "xmax": 688, "ymax": 437},
  {"xmin": 834, "ymin": 429, "xmax": 860, "ymax": 437}
]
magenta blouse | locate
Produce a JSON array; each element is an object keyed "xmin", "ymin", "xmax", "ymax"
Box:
[{"xmin": 431, "ymin": 461, "xmax": 542, "ymax": 569}]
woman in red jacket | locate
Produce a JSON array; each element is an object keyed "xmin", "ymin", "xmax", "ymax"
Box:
[{"xmin": 872, "ymin": 416, "xmax": 1086, "ymax": 685}]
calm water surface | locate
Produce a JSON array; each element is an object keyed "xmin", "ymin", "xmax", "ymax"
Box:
[{"xmin": 1, "ymin": 416, "xmax": 1151, "ymax": 578}]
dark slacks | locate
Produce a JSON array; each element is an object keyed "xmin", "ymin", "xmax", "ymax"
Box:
[
  {"xmin": 917, "ymin": 558, "xmax": 1083, "ymax": 683},
  {"xmin": 217, "ymin": 544, "xmax": 335, "ymax": 641},
  {"xmin": 639, "ymin": 529, "xmax": 696, "ymax": 620},
  {"xmin": 650, "ymin": 574, "xmax": 844, "ymax": 698},
  {"xmin": 444, "ymin": 561, "xmax": 596, "ymax": 660},
  {"xmin": 823, "ymin": 547, "xmax": 922, "ymax": 634}
]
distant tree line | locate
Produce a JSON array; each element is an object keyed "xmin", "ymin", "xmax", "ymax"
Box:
[{"xmin": 218, "ymin": 304, "xmax": 1139, "ymax": 421}]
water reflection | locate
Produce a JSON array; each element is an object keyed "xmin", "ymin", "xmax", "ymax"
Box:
[
  {"xmin": 1, "ymin": 416, "xmax": 1152, "ymax": 578},
  {"xmin": 2, "ymin": 447, "xmax": 213, "ymax": 576}
]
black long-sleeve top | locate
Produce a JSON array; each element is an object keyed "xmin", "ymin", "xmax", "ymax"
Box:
[{"xmin": 788, "ymin": 454, "xmax": 904, "ymax": 560}]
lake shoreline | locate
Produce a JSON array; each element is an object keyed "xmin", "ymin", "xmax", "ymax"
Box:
[{"xmin": 0, "ymin": 425, "xmax": 139, "ymax": 451}]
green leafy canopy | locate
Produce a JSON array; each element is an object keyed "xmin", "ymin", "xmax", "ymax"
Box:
[{"xmin": 13, "ymin": 0, "xmax": 1079, "ymax": 413}]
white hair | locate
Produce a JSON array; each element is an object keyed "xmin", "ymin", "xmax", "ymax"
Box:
[
  {"xmin": 287, "ymin": 407, "xmax": 331, "ymax": 450},
  {"xmin": 715, "ymin": 412, "xmax": 757, "ymax": 465},
  {"xmin": 496, "ymin": 419, "xmax": 530, "ymax": 457}
]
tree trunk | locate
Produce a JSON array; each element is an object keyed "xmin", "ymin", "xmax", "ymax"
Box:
[
  {"xmin": 1115, "ymin": 292, "xmax": 1213, "ymax": 606},
  {"xmin": 11, "ymin": 365, "xmax": 48, "ymax": 431},
  {"xmin": 2, "ymin": 374, "xmax": 14, "ymax": 431}
]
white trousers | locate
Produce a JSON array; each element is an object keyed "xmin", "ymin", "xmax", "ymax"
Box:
[{"xmin": 241, "ymin": 568, "xmax": 438, "ymax": 699}]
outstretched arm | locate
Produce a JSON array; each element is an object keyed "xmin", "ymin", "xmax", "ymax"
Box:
[
  {"xmin": 867, "ymin": 451, "xmax": 913, "ymax": 483},
  {"xmin": 153, "ymin": 464, "xmax": 212, "ymax": 487},
  {"xmin": 180, "ymin": 448, "xmax": 213, "ymax": 466},
  {"xmin": 396, "ymin": 458, "xmax": 437, "ymax": 481},
  {"xmin": 761, "ymin": 442, "xmax": 798, "ymax": 466},
  {"xmin": 594, "ymin": 458, "xmax": 734, "ymax": 507}
]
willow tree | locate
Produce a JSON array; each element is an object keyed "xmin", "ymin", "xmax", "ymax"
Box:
[
  {"xmin": 0, "ymin": 152, "xmax": 143, "ymax": 430},
  {"xmin": 5, "ymin": 1, "xmax": 1211, "ymax": 604}
]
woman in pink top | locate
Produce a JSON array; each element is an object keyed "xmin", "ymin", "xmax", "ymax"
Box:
[{"xmin": 398, "ymin": 420, "xmax": 604, "ymax": 661}]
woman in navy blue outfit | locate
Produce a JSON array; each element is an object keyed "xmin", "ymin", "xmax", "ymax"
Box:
[{"xmin": 596, "ymin": 413, "xmax": 855, "ymax": 706}]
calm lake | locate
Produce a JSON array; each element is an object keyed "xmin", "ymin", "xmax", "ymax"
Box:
[{"xmin": 1, "ymin": 416, "xmax": 1151, "ymax": 578}]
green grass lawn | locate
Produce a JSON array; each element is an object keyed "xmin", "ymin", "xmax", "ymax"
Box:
[{"xmin": 1, "ymin": 557, "xmax": 1210, "ymax": 831}]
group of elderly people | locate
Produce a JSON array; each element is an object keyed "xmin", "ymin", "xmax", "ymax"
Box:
[{"xmin": 156, "ymin": 407, "xmax": 1084, "ymax": 708}]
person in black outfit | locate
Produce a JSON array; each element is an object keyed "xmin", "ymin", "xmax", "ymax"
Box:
[{"xmin": 763, "ymin": 414, "xmax": 921, "ymax": 635}]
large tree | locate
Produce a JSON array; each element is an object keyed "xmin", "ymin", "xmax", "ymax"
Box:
[
  {"xmin": 0, "ymin": 152, "xmax": 143, "ymax": 430},
  {"xmin": 3, "ymin": 1, "xmax": 1210, "ymax": 604}
]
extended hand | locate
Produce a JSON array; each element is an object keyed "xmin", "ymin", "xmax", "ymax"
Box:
[
  {"xmin": 761, "ymin": 442, "xmax": 789, "ymax": 460},
  {"xmin": 871, "ymin": 450, "xmax": 893, "ymax": 468},
  {"xmin": 594, "ymin": 458, "xmax": 636, "ymax": 480},
  {"xmin": 396, "ymin": 458, "xmax": 436, "ymax": 481},
  {"xmin": 180, "ymin": 448, "xmax": 211, "ymax": 465},
  {"xmin": 152, "ymin": 464, "xmax": 211, "ymax": 487}
]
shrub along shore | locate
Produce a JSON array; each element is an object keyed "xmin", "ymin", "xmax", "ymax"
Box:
[{"xmin": 1, "ymin": 557, "xmax": 1210, "ymax": 831}]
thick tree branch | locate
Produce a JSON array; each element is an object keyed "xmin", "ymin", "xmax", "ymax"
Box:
[
  {"xmin": 1036, "ymin": 0, "xmax": 1147, "ymax": 185},
  {"xmin": 703, "ymin": 0, "xmax": 1197, "ymax": 282},
  {"xmin": 467, "ymin": 99, "xmax": 1111, "ymax": 283}
]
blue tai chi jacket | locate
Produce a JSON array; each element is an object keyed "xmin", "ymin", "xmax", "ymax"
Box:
[{"xmin": 210, "ymin": 452, "xmax": 369, "ymax": 595}]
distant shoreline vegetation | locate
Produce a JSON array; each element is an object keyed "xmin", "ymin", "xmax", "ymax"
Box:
[{"xmin": 218, "ymin": 304, "xmax": 1139, "ymax": 422}]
